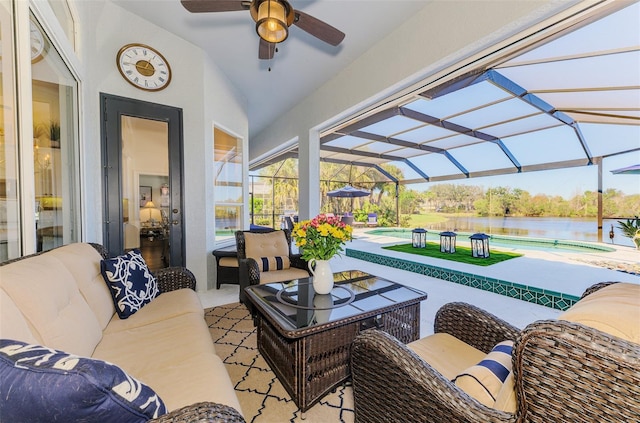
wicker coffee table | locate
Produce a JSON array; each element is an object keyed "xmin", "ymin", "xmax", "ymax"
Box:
[{"xmin": 244, "ymin": 270, "xmax": 427, "ymax": 413}]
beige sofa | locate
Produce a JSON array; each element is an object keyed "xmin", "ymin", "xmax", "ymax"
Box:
[{"xmin": 0, "ymin": 243, "xmax": 244, "ymax": 422}]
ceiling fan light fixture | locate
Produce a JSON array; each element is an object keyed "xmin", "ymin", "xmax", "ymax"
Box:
[{"xmin": 256, "ymin": 0, "xmax": 288, "ymax": 43}]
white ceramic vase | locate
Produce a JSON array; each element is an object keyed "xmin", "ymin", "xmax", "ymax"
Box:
[
  {"xmin": 308, "ymin": 258, "xmax": 334, "ymax": 294},
  {"xmin": 313, "ymin": 294, "xmax": 334, "ymax": 324}
]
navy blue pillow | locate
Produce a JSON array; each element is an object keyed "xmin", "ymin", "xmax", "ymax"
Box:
[
  {"xmin": 101, "ymin": 249, "xmax": 160, "ymax": 319},
  {"xmin": 0, "ymin": 339, "xmax": 167, "ymax": 422}
]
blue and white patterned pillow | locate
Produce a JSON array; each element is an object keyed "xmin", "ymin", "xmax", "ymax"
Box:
[
  {"xmin": 0, "ymin": 339, "xmax": 167, "ymax": 422},
  {"xmin": 101, "ymin": 249, "xmax": 160, "ymax": 319}
]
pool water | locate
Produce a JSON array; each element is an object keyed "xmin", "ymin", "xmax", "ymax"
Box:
[{"xmin": 366, "ymin": 228, "xmax": 616, "ymax": 253}]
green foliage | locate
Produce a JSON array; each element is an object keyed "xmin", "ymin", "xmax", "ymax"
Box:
[
  {"xmin": 617, "ymin": 216, "xmax": 640, "ymax": 249},
  {"xmin": 250, "ymin": 198, "xmax": 264, "ymax": 214}
]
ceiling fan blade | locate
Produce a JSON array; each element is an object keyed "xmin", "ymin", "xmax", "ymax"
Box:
[
  {"xmin": 180, "ymin": 0, "xmax": 250, "ymax": 13},
  {"xmin": 293, "ymin": 10, "xmax": 345, "ymax": 46},
  {"xmin": 259, "ymin": 39, "xmax": 275, "ymax": 60}
]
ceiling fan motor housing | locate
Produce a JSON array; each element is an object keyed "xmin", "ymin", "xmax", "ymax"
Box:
[{"xmin": 250, "ymin": 0, "xmax": 295, "ymax": 43}]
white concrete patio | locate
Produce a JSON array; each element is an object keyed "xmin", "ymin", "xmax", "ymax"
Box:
[{"xmin": 199, "ymin": 230, "xmax": 639, "ymax": 338}]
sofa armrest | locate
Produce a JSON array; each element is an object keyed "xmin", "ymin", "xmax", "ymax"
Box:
[
  {"xmin": 151, "ymin": 402, "xmax": 245, "ymax": 423},
  {"xmin": 289, "ymin": 253, "xmax": 309, "ymax": 272},
  {"xmin": 434, "ymin": 302, "xmax": 520, "ymax": 354},
  {"xmin": 351, "ymin": 330, "xmax": 516, "ymax": 423},
  {"xmin": 154, "ymin": 266, "xmax": 196, "ymax": 292}
]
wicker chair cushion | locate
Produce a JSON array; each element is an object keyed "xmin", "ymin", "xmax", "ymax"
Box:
[
  {"xmin": 258, "ymin": 267, "xmax": 311, "ymax": 284},
  {"xmin": 453, "ymin": 341, "xmax": 514, "ymax": 407},
  {"xmin": 244, "ymin": 231, "xmax": 289, "ymax": 259},
  {"xmin": 493, "ymin": 372, "xmax": 517, "ymax": 412},
  {"xmin": 0, "ymin": 339, "xmax": 167, "ymax": 422},
  {"xmin": 407, "ymin": 332, "xmax": 486, "ymax": 380},
  {"xmin": 256, "ymin": 256, "xmax": 290, "ymax": 272},
  {"xmin": 559, "ymin": 282, "xmax": 640, "ymax": 343},
  {"xmin": 100, "ymin": 249, "xmax": 159, "ymax": 319},
  {"xmin": 219, "ymin": 257, "xmax": 239, "ymax": 267}
]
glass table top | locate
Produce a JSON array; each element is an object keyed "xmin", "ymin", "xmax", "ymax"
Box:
[{"xmin": 245, "ymin": 270, "xmax": 428, "ymax": 331}]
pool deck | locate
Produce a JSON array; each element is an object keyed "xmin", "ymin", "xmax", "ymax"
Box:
[
  {"xmin": 199, "ymin": 228, "xmax": 639, "ymax": 338},
  {"xmin": 347, "ymin": 230, "xmax": 639, "ymax": 298}
]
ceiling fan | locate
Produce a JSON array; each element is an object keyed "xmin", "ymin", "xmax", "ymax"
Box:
[{"xmin": 180, "ymin": 0, "xmax": 345, "ymax": 60}]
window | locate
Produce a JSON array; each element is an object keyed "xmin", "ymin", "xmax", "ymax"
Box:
[
  {"xmin": 0, "ymin": 8, "xmax": 80, "ymax": 262},
  {"xmin": 31, "ymin": 15, "xmax": 80, "ymax": 253},
  {"xmin": 214, "ymin": 127, "xmax": 243, "ymax": 241},
  {"xmin": 0, "ymin": 0, "xmax": 20, "ymax": 261}
]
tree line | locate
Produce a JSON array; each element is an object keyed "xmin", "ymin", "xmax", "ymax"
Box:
[{"xmin": 402, "ymin": 184, "xmax": 639, "ymax": 218}]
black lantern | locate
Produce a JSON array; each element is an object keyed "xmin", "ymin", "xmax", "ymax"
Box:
[
  {"xmin": 412, "ymin": 228, "xmax": 427, "ymax": 248},
  {"xmin": 470, "ymin": 233, "xmax": 490, "ymax": 258},
  {"xmin": 439, "ymin": 231, "xmax": 457, "ymax": 253}
]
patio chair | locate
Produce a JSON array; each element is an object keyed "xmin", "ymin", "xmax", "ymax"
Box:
[
  {"xmin": 235, "ymin": 228, "xmax": 310, "ymax": 306},
  {"xmin": 366, "ymin": 213, "xmax": 378, "ymax": 227},
  {"xmin": 341, "ymin": 215, "xmax": 354, "ymax": 226},
  {"xmin": 351, "ymin": 281, "xmax": 640, "ymax": 422}
]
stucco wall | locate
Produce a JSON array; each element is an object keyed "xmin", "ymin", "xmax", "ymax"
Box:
[{"xmin": 74, "ymin": 0, "xmax": 248, "ymax": 291}]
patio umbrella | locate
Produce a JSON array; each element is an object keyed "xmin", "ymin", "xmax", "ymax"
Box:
[
  {"xmin": 327, "ymin": 185, "xmax": 371, "ymax": 215},
  {"xmin": 327, "ymin": 185, "xmax": 371, "ymax": 198},
  {"xmin": 610, "ymin": 164, "xmax": 640, "ymax": 174}
]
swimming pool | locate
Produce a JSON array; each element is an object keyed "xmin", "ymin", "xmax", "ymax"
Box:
[{"xmin": 366, "ymin": 228, "xmax": 616, "ymax": 253}]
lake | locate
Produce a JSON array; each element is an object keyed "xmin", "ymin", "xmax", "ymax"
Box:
[{"xmin": 420, "ymin": 216, "xmax": 636, "ymax": 248}]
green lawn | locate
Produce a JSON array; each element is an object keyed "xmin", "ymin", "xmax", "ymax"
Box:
[
  {"xmin": 383, "ymin": 242, "xmax": 522, "ymax": 266},
  {"xmin": 405, "ymin": 213, "xmax": 448, "ymax": 227}
]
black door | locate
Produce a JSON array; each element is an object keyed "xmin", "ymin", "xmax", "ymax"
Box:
[{"xmin": 100, "ymin": 93, "xmax": 185, "ymax": 266}]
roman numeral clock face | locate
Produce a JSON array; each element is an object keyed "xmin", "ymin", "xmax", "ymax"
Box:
[{"xmin": 116, "ymin": 44, "xmax": 171, "ymax": 91}]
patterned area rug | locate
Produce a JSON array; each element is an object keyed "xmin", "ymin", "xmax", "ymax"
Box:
[{"xmin": 205, "ymin": 302, "xmax": 355, "ymax": 422}]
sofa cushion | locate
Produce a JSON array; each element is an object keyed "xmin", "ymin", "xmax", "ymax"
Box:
[
  {"xmin": 0, "ymin": 290, "xmax": 39, "ymax": 344},
  {"xmin": 47, "ymin": 243, "xmax": 115, "ymax": 330},
  {"xmin": 408, "ymin": 332, "xmax": 486, "ymax": 380},
  {"xmin": 101, "ymin": 249, "xmax": 160, "ymax": 319},
  {"xmin": 244, "ymin": 231, "xmax": 289, "ymax": 259},
  {"xmin": 94, "ymin": 313, "xmax": 217, "ymax": 380},
  {"xmin": 453, "ymin": 341, "xmax": 514, "ymax": 407},
  {"xmin": 559, "ymin": 282, "xmax": 640, "ymax": 343},
  {"xmin": 0, "ymin": 339, "xmax": 167, "ymax": 422},
  {"xmin": 134, "ymin": 352, "xmax": 243, "ymax": 413},
  {"xmin": 104, "ymin": 288, "xmax": 204, "ymax": 334},
  {"xmin": 0, "ymin": 254, "xmax": 103, "ymax": 357},
  {"xmin": 257, "ymin": 256, "xmax": 290, "ymax": 272}
]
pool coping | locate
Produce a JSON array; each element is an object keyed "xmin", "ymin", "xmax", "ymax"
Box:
[{"xmin": 346, "ymin": 248, "xmax": 580, "ymax": 311}]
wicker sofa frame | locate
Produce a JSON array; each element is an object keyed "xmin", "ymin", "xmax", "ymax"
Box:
[
  {"xmin": 351, "ymin": 281, "xmax": 640, "ymax": 423},
  {"xmin": 1, "ymin": 244, "xmax": 245, "ymax": 423}
]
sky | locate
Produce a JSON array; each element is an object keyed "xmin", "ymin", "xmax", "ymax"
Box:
[{"xmin": 411, "ymin": 150, "xmax": 639, "ymax": 199}]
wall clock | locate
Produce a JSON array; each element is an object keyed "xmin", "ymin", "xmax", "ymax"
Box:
[
  {"xmin": 30, "ymin": 21, "xmax": 47, "ymax": 63},
  {"xmin": 116, "ymin": 43, "xmax": 172, "ymax": 91}
]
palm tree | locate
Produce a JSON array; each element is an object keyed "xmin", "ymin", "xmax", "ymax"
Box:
[{"xmin": 617, "ymin": 216, "xmax": 640, "ymax": 250}]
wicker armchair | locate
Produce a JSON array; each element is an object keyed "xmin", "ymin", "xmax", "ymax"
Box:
[
  {"xmin": 351, "ymin": 282, "xmax": 640, "ymax": 423},
  {"xmin": 235, "ymin": 229, "xmax": 310, "ymax": 306}
]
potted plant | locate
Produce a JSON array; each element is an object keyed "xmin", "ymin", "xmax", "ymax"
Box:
[{"xmin": 617, "ymin": 216, "xmax": 640, "ymax": 250}]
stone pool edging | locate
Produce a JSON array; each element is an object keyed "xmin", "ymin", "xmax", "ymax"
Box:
[{"xmin": 346, "ymin": 248, "xmax": 580, "ymax": 311}]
